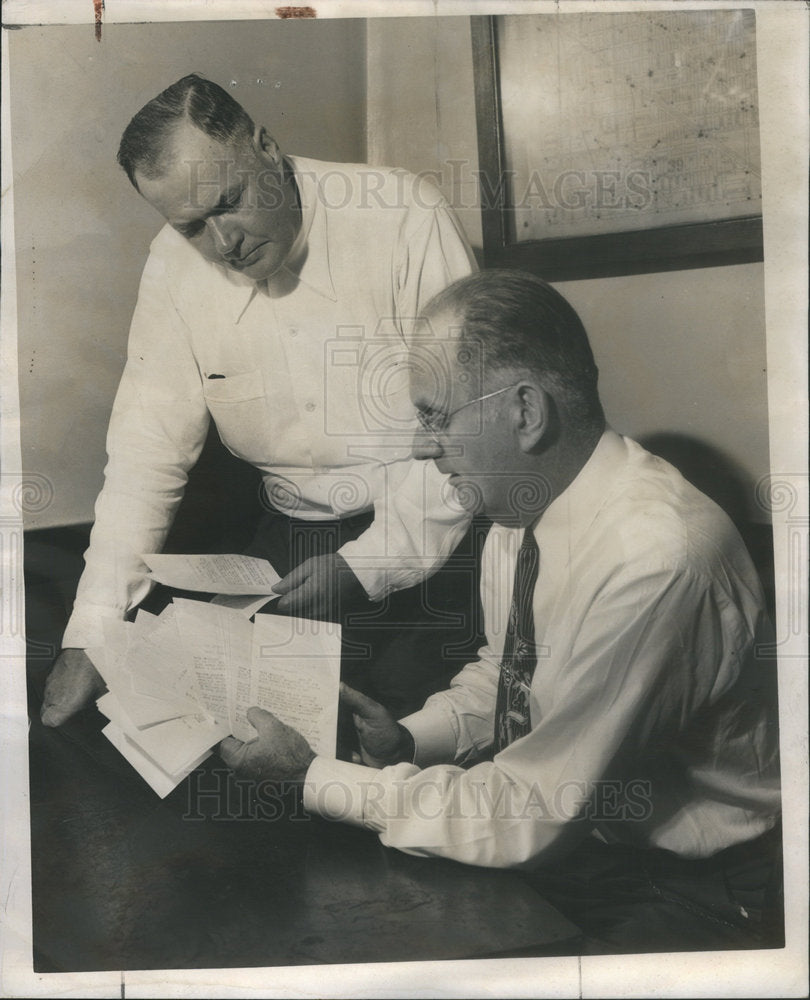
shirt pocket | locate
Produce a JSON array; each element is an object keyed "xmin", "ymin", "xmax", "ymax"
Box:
[{"xmin": 202, "ymin": 369, "xmax": 273, "ymax": 463}]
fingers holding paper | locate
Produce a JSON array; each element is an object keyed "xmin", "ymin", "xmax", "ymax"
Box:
[
  {"xmin": 219, "ymin": 706, "xmax": 316, "ymax": 783},
  {"xmin": 273, "ymin": 553, "xmax": 364, "ymax": 620}
]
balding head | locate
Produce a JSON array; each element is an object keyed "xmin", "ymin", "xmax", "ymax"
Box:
[{"xmin": 423, "ymin": 270, "xmax": 605, "ymax": 443}]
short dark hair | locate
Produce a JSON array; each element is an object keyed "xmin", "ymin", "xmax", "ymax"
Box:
[
  {"xmin": 117, "ymin": 74, "xmax": 255, "ymax": 189},
  {"xmin": 425, "ymin": 269, "xmax": 605, "ymax": 436}
]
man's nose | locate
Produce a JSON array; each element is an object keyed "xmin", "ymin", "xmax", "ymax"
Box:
[
  {"xmin": 207, "ymin": 216, "xmax": 241, "ymax": 256},
  {"xmin": 412, "ymin": 427, "xmax": 443, "ymax": 461}
]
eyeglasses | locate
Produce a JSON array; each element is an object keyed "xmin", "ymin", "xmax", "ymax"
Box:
[{"xmin": 415, "ymin": 383, "xmax": 519, "ymax": 441}]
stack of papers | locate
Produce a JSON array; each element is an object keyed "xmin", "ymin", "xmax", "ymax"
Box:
[{"xmin": 88, "ymin": 574, "xmax": 341, "ymax": 797}]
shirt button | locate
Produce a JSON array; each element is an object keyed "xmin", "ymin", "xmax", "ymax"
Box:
[
  {"xmin": 289, "ymin": 327, "xmax": 298, "ymax": 337},
  {"xmin": 305, "ymin": 402, "xmax": 316, "ymax": 412}
]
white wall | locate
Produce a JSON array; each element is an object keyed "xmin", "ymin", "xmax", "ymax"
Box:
[
  {"xmin": 366, "ymin": 16, "xmax": 770, "ymax": 521},
  {"xmin": 10, "ymin": 19, "xmax": 367, "ymax": 529},
  {"xmin": 366, "ymin": 16, "xmax": 483, "ymax": 250}
]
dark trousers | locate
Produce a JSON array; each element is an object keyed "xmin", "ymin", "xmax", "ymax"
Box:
[
  {"xmin": 243, "ymin": 508, "xmax": 490, "ymax": 754},
  {"xmin": 524, "ymin": 824, "xmax": 784, "ymax": 954}
]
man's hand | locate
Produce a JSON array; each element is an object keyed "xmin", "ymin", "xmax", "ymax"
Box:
[
  {"xmin": 273, "ymin": 552, "xmax": 364, "ymax": 620},
  {"xmin": 339, "ymin": 683, "xmax": 415, "ymax": 768},
  {"xmin": 218, "ymin": 706, "xmax": 315, "ymax": 782},
  {"xmin": 40, "ymin": 648, "xmax": 107, "ymax": 727}
]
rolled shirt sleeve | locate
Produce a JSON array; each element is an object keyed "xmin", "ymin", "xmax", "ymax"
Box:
[
  {"xmin": 338, "ymin": 181, "xmax": 476, "ymax": 599},
  {"xmin": 338, "ymin": 458, "xmax": 473, "ymax": 600}
]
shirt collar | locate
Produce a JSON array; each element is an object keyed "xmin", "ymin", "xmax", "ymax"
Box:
[
  {"xmin": 231, "ymin": 154, "xmax": 337, "ymax": 322},
  {"xmin": 531, "ymin": 427, "xmax": 627, "ymax": 551}
]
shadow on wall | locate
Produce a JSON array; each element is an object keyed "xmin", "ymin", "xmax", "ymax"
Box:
[
  {"xmin": 639, "ymin": 432, "xmax": 775, "ymax": 622},
  {"xmin": 640, "ymin": 432, "xmax": 751, "ymax": 525}
]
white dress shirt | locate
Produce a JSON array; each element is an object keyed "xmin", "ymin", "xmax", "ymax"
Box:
[
  {"xmin": 304, "ymin": 431, "xmax": 781, "ymax": 868},
  {"xmin": 64, "ymin": 156, "xmax": 476, "ymax": 649}
]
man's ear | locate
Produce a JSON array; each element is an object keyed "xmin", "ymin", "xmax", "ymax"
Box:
[
  {"xmin": 515, "ymin": 381, "xmax": 552, "ymax": 453},
  {"xmin": 253, "ymin": 126, "xmax": 282, "ymax": 169}
]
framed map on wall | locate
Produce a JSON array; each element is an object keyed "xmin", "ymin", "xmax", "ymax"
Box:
[{"xmin": 472, "ymin": 9, "xmax": 764, "ymax": 280}]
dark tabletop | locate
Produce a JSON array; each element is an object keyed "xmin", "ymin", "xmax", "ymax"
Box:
[
  {"xmin": 27, "ymin": 659, "xmax": 580, "ymax": 973},
  {"xmin": 24, "ymin": 522, "xmax": 580, "ymax": 972}
]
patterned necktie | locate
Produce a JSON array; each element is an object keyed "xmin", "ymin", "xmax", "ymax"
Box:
[{"xmin": 494, "ymin": 527, "xmax": 540, "ymax": 752}]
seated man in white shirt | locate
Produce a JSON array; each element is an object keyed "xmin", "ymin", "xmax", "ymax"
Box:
[
  {"xmin": 40, "ymin": 74, "xmax": 482, "ymax": 734},
  {"xmin": 218, "ymin": 269, "xmax": 782, "ymax": 953}
]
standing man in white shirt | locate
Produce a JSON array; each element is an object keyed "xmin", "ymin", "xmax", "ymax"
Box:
[
  {"xmin": 219, "ymin": 269, "xmax": 782, "ymax": 952},
  {"xmin": 40, "ymin": 74, "xmax": 481, "ymax": 731}
]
